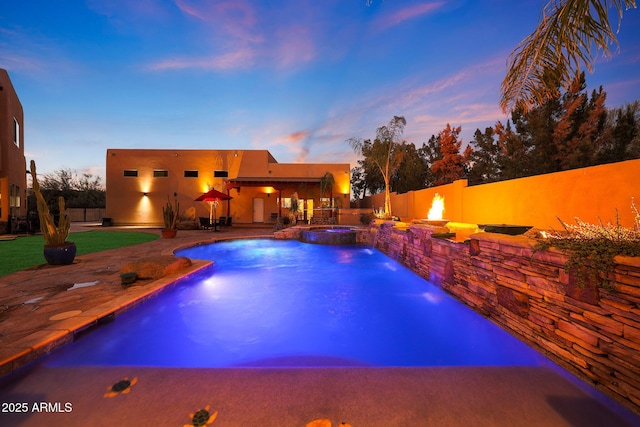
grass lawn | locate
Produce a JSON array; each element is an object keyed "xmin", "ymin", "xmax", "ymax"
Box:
[{"xmin": 0, "ymin": 231, "xmax": 159, "ymax": 277}]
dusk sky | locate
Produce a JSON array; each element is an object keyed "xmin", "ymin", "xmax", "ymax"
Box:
[{"xmin": 2, "ymin": 1, "xmax": 639, "ymax": 183}]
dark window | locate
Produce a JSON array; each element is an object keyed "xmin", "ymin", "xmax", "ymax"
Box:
[
  {"xmin": 13, "ymin": 118, "xmax": 19, "ymax": 147},
  {"xmin": 214, "ymin": 170, "xmax": 229, "ymax": 178},
  {"xmin": 154, "ymin": 170, "xmax": 169, "ymax": 177},
  {"xmin": 123, "ymin": 170, "xmax": 138, "ymax": 177},
  {"xmin": 184, "ymin": 170, "xmax": 198, "ymax": 178}
]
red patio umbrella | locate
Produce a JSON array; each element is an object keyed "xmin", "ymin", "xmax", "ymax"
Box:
[{"xmin": 195, "ymin": 189, "xmax": 232, "ymax": 230}]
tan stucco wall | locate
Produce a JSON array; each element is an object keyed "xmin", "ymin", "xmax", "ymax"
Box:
[
  {"xmin": 0, "ymin": 69, "xmax": 27, "ymax": 224},
  {"xmin": 105, "ymin": 149, "xmax": 350, "ymax": 226},
  {"xmin": 364, "ymin": 159, "xmax": 640, "ymax": 229}
]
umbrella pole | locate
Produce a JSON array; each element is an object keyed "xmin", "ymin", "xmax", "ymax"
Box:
[{"xmin": 213, "ymin": 203, "xmax": 218, "ymax": 232}]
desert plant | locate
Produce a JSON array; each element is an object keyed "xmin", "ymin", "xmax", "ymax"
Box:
[
  {"xmin": 162, "ymin": 195, "xmax": 180, "ymax": 229},
  {"xmin": 319, "ymin": 172, "xmax": 335, "ymax": 202},
  {"xmin": 534, "ymin": 198, "xmax": 640, "ymax": 290},
  {"xmin": 29, "ymin": 160, "xmax": 70, "ymax": 246},
  {"xmin": 360, "ymin": 212, "xmax": 375, "ymax": 225},
  {"xmin": 289, "ymin": 192, "xmax": 300, "ymax": 224}
]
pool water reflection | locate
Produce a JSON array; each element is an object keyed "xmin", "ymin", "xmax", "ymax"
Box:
[{"xmin": 45, "ymin": 239, "xmax": 550, "ymax": 368}]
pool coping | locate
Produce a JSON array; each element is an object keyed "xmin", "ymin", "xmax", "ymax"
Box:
[
  {"xmin": 0, "ymin": 228, "xmax": 275, "ymax": 378},
  {"xmin": 1, "ymin": 228, "xmax": 640, "ymax": 425},
  {"xmin": 0, "ymin": 260, "xmax": 212, "ymax": 377}
]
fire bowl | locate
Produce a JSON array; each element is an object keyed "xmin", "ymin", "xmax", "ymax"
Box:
[
  {"xmin": 478, "ymin": 224, "xmax": 533, "ymax": 236},
  {"xmin": 421, "ymin": 219, "xmax": 450, "ymax": 227}
]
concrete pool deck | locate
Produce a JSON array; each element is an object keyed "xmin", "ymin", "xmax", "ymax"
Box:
[{"xmin": 1, "ymin": 223, "xmax": 640, "ymax": 426}]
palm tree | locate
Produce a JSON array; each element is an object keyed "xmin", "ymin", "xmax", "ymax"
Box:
[{"xmin": 501, "ymin": 0, "xmax": 637, "ymax": 113}]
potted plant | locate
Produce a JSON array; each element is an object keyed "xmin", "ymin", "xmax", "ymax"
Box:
[
  {"xmin": 161, "ymin": 195, "xmax": 180, "ymax": 238},
  {"xmin": 29, "ymin": 160, "xmax": 76, "ymax": 265}
]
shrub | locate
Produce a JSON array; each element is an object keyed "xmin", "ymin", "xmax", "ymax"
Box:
[
  {"xmin": 534, "ymin": 198, "xmax": 640, "ymax": 290},
  {"xmin": 360, "ymin": 213, "xmax": 375, "ymax": 225}
]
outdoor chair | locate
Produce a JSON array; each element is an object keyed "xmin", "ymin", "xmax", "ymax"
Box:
[
  {"xmin": 217, "ymin": 216, "xmax": 227, "ymax": 228},
  {"xmin": 225, "ymin": 216, "xmax": 232, "ymax": 227},
  {"xmin": 199, "ymin": 217, "xmax": 213, "ymax": 230}
]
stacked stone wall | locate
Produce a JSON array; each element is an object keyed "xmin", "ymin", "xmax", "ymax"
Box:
[{"xmin": 371, "ymin": 220, "xmax": 640, "ymax": 413}]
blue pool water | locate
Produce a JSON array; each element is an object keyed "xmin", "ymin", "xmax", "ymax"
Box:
[{"xmin": 45, "ymin": 239, "xmax": 550, "ymax": 368}]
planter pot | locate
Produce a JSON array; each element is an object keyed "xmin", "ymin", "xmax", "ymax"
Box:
[
  {"xmin": 161, "ymin": 229, "xmax": 177, "ymax": 238},
  {"xmin": 44, "ymin": 241, "xmax": 77, "ymax": 265}
]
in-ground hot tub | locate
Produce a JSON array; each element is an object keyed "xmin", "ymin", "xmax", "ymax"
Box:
[{"xmin": 300, "ymin": 226, "xmax": 357, "ymax": 245}]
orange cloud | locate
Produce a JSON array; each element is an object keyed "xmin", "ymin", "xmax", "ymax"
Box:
[{"xmin": 280, "ymin": 130, "xmax": 310, "ymax": 143}]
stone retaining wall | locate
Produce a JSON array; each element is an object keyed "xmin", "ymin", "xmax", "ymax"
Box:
[
  {"xmin": 371, "ymin": 220, "xmax": 640, "ymax": 413},
  {"xmin": 275, "ymin": 225, "xmax": 370, "ymax": 244}
]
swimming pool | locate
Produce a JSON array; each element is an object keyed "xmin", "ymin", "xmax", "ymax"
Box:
[{"xmin": 45, "ymin": 239, "xmax": 550, "ymax": 368}]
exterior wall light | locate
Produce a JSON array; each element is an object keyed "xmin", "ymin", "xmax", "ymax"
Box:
[{"xmin": 143, "ymin": 192, "xmax": 148, "ymax": 197}]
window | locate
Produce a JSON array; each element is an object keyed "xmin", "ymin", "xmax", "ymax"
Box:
[
  {"xmin": 13, "ymin": 118, "xmax": 19, "ymax": 147},
  {"xmin": 320, "ymin": 197, "xmax": 333, "ymax": 208},
  {"xmin": 184, "ymin": 170, "xmax": 198, "ymax": 178},
  {"xmin": 214, "ymin": 170, "xmax": 228, "ymax": 178},
  {"xmin": 9, "ymin": 184, "xmax": 20, "ymax": 209},
  {"xmin": 278, "ymin": 197, "xmax": 292, "ymax": 209},
  {"xmin": 123, "ymin": 170, "xmax": 138, "ymax": 177},
  {"xmin": 153, "ymin": 170, "xmax": 169, "ymax": 177}
]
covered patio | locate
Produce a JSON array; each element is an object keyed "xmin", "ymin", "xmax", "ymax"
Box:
[{"xmin": 225, "ymin": 176, "xmax": 337, "ymax": 224}]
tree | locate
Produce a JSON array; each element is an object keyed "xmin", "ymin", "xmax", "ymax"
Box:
[
  {"xmin": 349, "ymin": 116, "xmax": 407, "ymax": 216},
  {"xmin": 501, "ymin": 0, "xmax": 637, "ymax": 113},
  {"xmin": 495, "ymin": 120, "xmax": 532, "ymax": 180},
  {"xmin": 365, "ymin": 1, "xmax": 636, "ymax": 113},
  {"xmin": 419, "ymin": 135, "xmax": 442, "ymax": 188},
  {"xmin": 553, "ymin": 80, "xmax": 608, "ymax": 170},
  {"xmin": 350, "ymin": 159, "xmax": 385, "ymax": 200},
  {"xmin": 512, "ymin": 95, "xmax": 562, "ymax": 175},
  {"xmin": 468, "ymin": 126, "xmax": 501, "ymax": 185},
  {"xmin": 32, "ymin": 168, "xmax": 106, "ymax": 210},
  {"xmin": 430, "ymin": 124, "xmax": 471, "ymax": 186},
  {"xmin": 597, "ymin": 101, "xmax": 640, "ymax": 163},
  {"xmin": 390, "ymin": 143, "xmax": 430, "ymax": 193},
  {"xmin": 350, "ymin": 164, "xmax": 367, "ymax": 201},
  {"xmin": 319, "ymin": 172, "xmax": 335, "ymax": 207}
]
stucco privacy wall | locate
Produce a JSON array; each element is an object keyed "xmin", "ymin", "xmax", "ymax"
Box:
[
  {"xmin": 364, "ymin": 159, "xmax": 640, "ymax": 229},
  {"xmin": 371, "ymin": 221, "xmax": 640, "ymax": 413}
]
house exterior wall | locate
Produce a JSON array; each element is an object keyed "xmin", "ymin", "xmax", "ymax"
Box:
[
  {"xmin": 105, "ymin": 148, "xmax": 350, "ymax": 226},
  {"xmin": 0, "ymin": 69, "xmax": 27, "ymax": 233}
]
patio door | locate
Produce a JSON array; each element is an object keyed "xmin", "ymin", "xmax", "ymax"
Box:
[
  {"xmin": 253, "ymin": 197, "xmax": 264, "ymax": 223},
  {"xmin": 305, "ymin": 199, "xmax": 314, "ymax": 223}
]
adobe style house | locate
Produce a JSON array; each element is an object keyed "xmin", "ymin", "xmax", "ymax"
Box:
[
  {"xmin": 0, "ymin": 69, "xmax": 27, "ymax": 234},
  {"xmin": 105, "ymin": 148, "xmax": 350, "ymax": 226}
]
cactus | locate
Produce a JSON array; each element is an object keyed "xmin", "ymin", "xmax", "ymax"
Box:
[
  {"xmin": 162, "ymin": 195, "xmax": 180, "ymax": 229},
  {"xmin": 29, "ymin": 160, "xmax": 71, "ymax": 246}
]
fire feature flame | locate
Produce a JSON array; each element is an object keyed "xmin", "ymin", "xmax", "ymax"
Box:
[{"xmin": 427, "ymin": 193, "xmax": 445, "ymax": 220}]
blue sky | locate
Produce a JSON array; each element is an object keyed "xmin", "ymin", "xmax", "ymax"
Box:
[{"xmin": 2, "ymin": 1, "xmax": 639, "ymax": 183}]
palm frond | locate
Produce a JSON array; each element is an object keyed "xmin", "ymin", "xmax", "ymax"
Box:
[{"xmin": 501, "ymin": 0, "xmax": 636, "ymax": 113}]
